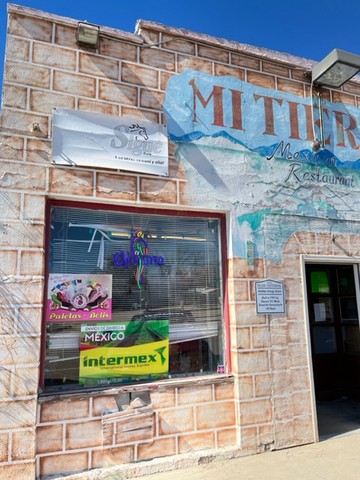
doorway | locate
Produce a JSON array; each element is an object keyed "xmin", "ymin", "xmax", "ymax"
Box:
[{"xmin": 305, "ymin": 263, "xmax": 360, "ymax": 437}]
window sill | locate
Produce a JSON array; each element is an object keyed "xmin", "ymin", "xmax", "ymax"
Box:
[{"xmin": 38, "ymin": 373, "xmax": 233, "ymax": 402}]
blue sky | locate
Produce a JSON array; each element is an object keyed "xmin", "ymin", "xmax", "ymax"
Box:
[{"xmin": 1, "ymin": 0, "xmax": 360, "ymax": 96}]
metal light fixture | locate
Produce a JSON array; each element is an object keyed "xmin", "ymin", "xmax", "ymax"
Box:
[
  {"xmin": 77, "ymin": 22, "xmax": 100, "ymax": 48},
  {"xmin": 311, "ymin": 48, "xmax": 360, "ymax": 87}
]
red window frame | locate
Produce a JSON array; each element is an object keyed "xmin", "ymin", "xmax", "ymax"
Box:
[{"xmin": 40, "ymin": 199, "xmax": 231, "ymax": 391}]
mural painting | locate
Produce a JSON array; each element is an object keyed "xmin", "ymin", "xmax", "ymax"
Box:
[{"xmin": 164, "ymin": 70, "xmax": 360, "ymax": 260}]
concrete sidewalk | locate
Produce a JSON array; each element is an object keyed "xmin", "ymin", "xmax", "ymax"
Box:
[
  {"xmin": 61, "ymin": 430, "xmax": 360, "ymax": 480},
  {"xmin": 134, "ymin": 431, "xmax": 360, "ymax": 480}
]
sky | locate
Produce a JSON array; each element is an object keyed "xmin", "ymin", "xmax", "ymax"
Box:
[{"xmin": 1, "ymin": 0, "xmax": 360, "ymax": 96}]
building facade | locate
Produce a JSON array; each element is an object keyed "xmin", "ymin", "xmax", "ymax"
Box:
[{"xmin": 1, "ymin": 4, "xmax": 360, "ymax": 479}]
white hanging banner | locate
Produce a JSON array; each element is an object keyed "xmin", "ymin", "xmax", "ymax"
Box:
[{"xmin": 52, "ymin": 109, "xmax": 169, "ymax": 176}]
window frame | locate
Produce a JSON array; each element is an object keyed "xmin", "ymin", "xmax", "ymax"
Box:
[{"xmin": 39, "ymin": 199, "xmax": 231, "ymax": 392}]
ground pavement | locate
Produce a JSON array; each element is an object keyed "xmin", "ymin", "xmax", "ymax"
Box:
[{"xmin": 133, "ymin": 431, "xmax": 360, "ymax": 480}]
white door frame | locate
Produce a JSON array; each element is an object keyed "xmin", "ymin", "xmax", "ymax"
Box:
[{"xmin": 301, "ymin": 255, "xmax": 360, "ymax": 441}]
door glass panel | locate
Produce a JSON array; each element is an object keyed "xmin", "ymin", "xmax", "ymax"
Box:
[
  {"xmin": 337, "ymin": 266, "xmax": 356, "ymax": 295},
  {"xmin": 342, "ymin": 326, "xmax": 360, "ymax": 353},
  {"xmin": 313, "ymin": 326, "xmax": 337, "ymax": 353},
  {"xmin": 340, "ymin": 297, "xmax": 359, "ymax": 322}
]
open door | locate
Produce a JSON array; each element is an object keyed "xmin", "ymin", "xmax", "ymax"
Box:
[{"xmin": 306, "ymin": 263, "xmax": 360, "ymax": 437}]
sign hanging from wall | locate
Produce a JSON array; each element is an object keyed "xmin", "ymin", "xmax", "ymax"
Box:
[
  {"xmin": 79, "ymin": 320, "xmax": 169, "ymax": 386},
  {"xmin": 52, "ymin": 109, "xmax": 169, "ymax": 176},
  {"xmin": 255, "ymin": 279, "xmax": 285, "ymax": 314}
]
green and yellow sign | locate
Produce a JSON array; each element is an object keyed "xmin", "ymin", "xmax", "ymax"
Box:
[{"xmin": 79, "ymin": 320, "xmax": 169, "ymax": 386}]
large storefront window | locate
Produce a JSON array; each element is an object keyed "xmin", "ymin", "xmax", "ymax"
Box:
[{"xmin": 42, "ymin": 202, "xmax": 226, "ymax": 392}]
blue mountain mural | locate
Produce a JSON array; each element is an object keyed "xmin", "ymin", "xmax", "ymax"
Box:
[{"xmin": 169, "ymin": 129, "xmax": 360, "ymax": 170}]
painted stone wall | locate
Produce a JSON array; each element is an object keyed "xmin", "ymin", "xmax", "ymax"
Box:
[
  {"xmin": 36, "ymin": 380, "xmax": 236, "ymax": 478},
  {"xmin": 1, "ymin": 3, "xmax": 360, "ymax": 480}
]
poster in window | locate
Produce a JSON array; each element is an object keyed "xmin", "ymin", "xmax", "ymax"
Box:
[
  {"xmin": 79, "ymin": 320, "xmax": 169, "ymax": 386},
  {"xmin": 314, "ymin": 303, "xmax": 327, "ymax": 322},
  {"xmin": 47, "ymin": 274, "xmax": 112, "ymax": 322},
  {"xmin": 310, "ymin": 271, "xmax": 330, "ymax": 293},
  {"xmin": 314, "ymin": 297, "xmax": 333, "ymax": 322}
]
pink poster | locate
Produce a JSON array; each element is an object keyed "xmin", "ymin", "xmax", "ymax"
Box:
[{"xmin": 47, "ymin": 274, "xmax": 112, "ymax": 322}]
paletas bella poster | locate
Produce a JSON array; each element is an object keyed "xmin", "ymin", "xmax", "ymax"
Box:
[{"xmin": 47, "ymin": 274, "xmax": 112, "ymax": 322}]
